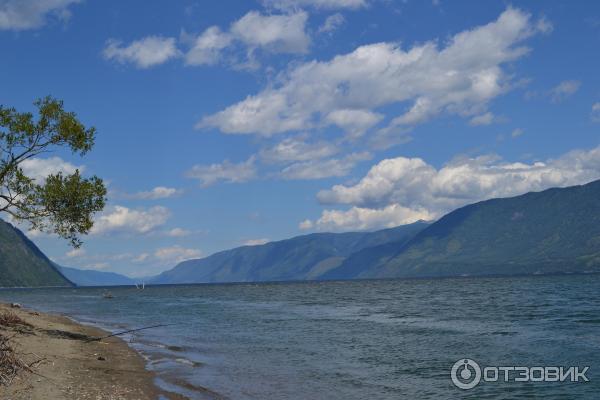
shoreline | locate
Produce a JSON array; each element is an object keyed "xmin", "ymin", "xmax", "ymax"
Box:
[{"xmin": 0, "ymin": 302, "xmax": 188, "ymax": 400}]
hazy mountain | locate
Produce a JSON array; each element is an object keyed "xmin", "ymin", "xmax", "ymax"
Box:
[
  {"xmin": 151, "ymin": 222, "xmax": 429, "ymax": 284},
  {"xmin": 325, "ymin": 179, "xmax": 600, "ymax": 279},
  {"xmin": 58, "ymin": 265, "xmax": 135, "ymax": 286},
  {"xmin": 0, "ymin": 219, "xmax": 73, "ymax": 287}
]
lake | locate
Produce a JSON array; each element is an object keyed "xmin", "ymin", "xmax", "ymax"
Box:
[{"xmin": 1, "ymin": 274, "xmax": 599, "ymax": 399}]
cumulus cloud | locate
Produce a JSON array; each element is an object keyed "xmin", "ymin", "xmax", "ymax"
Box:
[
  {"xmin": 0, "ymin": 0, "xmax": 80, "ymax": 30},
  {"xmin": 129, "ymin": 186, "xmax": 181, "ymax": 200},
  {"xmin": 154, "ymin": 246, "xmax": 202, "ymax": 263},
  {"xmin": 184, "ymin": 26, "xmax": 232, "ymax": 66},
  {"xmin": 186, "ymin": 157, "xmax": 257, "ymax": 187},
  {"xmin": 318, "ymin": 13, "xmax": 345, "ymax": 34},
  {"xmin": 231, "ymin": 11, "xmax": 310, "ymax": 54},
  {"xmin": 20, "ymin": 157, "xmax": 82, "ymax": 182},
  {"xmin": 262, "ymin": 0, "xmax": 367, "ymax": 10},
  {"xmin": 183, "ymin": 11, "xmax": 310, "ymax": 68},
  {"xmin": 91, "ymin": 206, "xmax": 170, "ymax": 235},
  {"xmin": 200, "ymin": 8, "xmax": 547, "ymax": 139},
  {"xmin": 303, "ymin": 204, "xmax": 434, "ymax": 231},
  {"xmin": 549, "ymin": 80, "xmax": 581, "ymax": 103},
  {"xmin": 305, "ymin": 145, "xmax": 600, "ymax": 231},
  {"xmin": 280, "ymin": 152, "xmax": 371, "ymax": 179},
  {"xmin": 103, "ymin": 36, "xmax": 180, "ymax": 69}
]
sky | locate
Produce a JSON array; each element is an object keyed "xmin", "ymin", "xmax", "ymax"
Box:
[{"xmin": 1, "ymin": 0, "xmax": 600, "ymax": 277}]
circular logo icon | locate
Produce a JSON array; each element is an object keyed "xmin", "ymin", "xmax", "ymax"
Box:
[{"xmin": 451, "ymin": 359, "xmax": 481, "ymax": 390}]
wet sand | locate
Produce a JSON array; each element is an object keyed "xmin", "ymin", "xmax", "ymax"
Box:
[{"xmin": 0, "ymin": 303, "xmax": 188, "ymax": 400}]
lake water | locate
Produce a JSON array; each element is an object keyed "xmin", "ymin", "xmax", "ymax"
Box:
[{"xmin": 1, "ymin": 275, "xmax": 599, "ymax": 399}]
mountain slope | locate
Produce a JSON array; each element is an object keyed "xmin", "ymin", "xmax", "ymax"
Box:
[
  {"xmin": 58, "ymin": 266, "xmax": 135, "ymax": 286},
  {"xmin": 332, "ymin": 179, "xmax": 600, "ymax": 279},
  {"xmin": 151, "ymin": 222, "xmax": 428, "ymax": 284},
  {"xmin": 0, "ymin": 219, "xmax": 73, "ymax": 287}
]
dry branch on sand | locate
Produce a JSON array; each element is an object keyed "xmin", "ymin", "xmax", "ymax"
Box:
[
  {"xmin": 0, "ymin": 333, "xmax": 31, "ymax": 386},
  {"xmin": 0, "ymin": 312, "xmax": 33, "ymax": 329}
]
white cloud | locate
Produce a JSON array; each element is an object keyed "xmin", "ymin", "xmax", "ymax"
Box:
[
  {"xmin": 262, "ymin": 0, "xmax": 367, "ymax": 10},
  {"xmin": 535, "ymin": 16, "xmax": 554, "ymax": 34},
  {"xmin": 259, "ymin": 136, "xmax": 339, "ymax": 163},
  {"xmin": 318, "ymin": 13, "xmax": 345, "ymax": 34},
  {"xmin": 186, "ymin": 157, "xmax": 257, "ymax": 187},
  {"xmin": 305, "ymin": 204, "xmax": 434, "ymax": 231},
  {"xmin": 280, "ymin": 152, "xmax": 371, "ymax": 179},
  {"xmin": 298, "ymin": 219, "xmax": 314, "ymax": 230},
  {"xmin": 243, "ymin": 238, "xmax": 270, "ymax": 246},
  {"xmin": 184, "ymin": 26, "xmax": 232, "ymax": 66},
  {"xmin": 183, "ymin": 11, "xmax": 310, "ymax": 68},
  {"xmin": 306, "ymin": 145, "xmax": 600, "ymax": 231},
  {"xmin": 164, "ymin": 228, "xmax": 192, "ymax": 237},
  {"xmin": 468, "ymin": 112, "xmax": 495, "ymax": 126},
  {"xmin": 65, "ymin": 247, "xmax": 85, "ymax": 258},
  {"xmin": 231, "ymin": 11, "xmax": 310, "ymax": 54},
  {"xmin": 91, "ymin": 205, "xmax": 170, "ymax": 235},
  {"xmin": 591, "ymin": 102, "xmax": 600, "ymax": 122},
  {"xmin": 129, "ymin": 186, "xmax": 181, "ymax": 200},
  {"xmin": 200, "ymin": 8, "xmax": 547, "ymax": 139},
  {"xmin": 0, "ymin": 0, "xmax": 80, "ymax": 30},
  {"xmin": 154, "ymin": 246, "xmax": 202, "ymax": 263},
  {"xmin": 181, "ymin": 10, "xmax": 310, "ymax": 69},
  {"xmin": 103, "ymin": 36, "xmax": 180, "ymax": 69},
  {"xmin": 326, "ymin": 109, "xmax": 384, "ymax": 138},
  {"xmin": 511, "ymin": 128, "xmax": 524, "ymax": 137},
  {"xmin": 550, "ymin": 80, "xmax": 581, "ymax": 103},
  {"xmin": 21, "ymin": 157, "xmax": 82, "ymax": 182}
]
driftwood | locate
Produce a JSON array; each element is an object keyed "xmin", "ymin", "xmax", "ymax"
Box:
[{"xmin": 0, "ymin": 333, "xmax": 31, "ymax": 386}]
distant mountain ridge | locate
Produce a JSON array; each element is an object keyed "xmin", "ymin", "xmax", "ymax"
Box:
[
  {"xmin": 324, "ymin": 179, "xmax": 600, "ymax": 279},
  {"xmin": 0, "ymin": 219, "xmax": 73, "ymax": 287},
  {"xmin": 4, "ymin": 180, "xmax": 600, "ymax": 288},
  {"xmin": 58, "ymin": 265, "xmax": 135, "ymax": 287},
  {"xmin": 150, "ymin": 222, "xmax": 429, "ymax": 284}
]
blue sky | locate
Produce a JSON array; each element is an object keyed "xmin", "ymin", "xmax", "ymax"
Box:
[{"xmin": 1, "ymin": 0, "xmax": 599, "ymax": 277}]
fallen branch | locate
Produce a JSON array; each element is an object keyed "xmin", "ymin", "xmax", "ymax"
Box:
[{"xmin": 85, "ymin": 324, "xmax": 176, "ymax": 343}]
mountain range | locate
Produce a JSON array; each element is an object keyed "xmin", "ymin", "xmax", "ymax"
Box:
[
  {"xmin": 0, "ymin": 219, "xmax": 72, "ymax": 287},
  {"xmin": 329, "ymin": 179, "xmax": 600, "ymax": 279},
  {"xmin": 2, "ymin": 180, "xmax": 600, "ymax": 287},
  {"xmin": 153, "ymin": 179, "xmax": 600, "ymax": 284},
  {"xmin": 58, "ymin": 265, "xmax": 135, "ymax": 286},
  {"xmin": 150, "ymin": 222, "xmax": 428, "ymax": 284}
]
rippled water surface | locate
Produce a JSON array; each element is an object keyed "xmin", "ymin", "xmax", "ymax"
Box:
[{"xmin": 2, "ymin": 275, "xmax": 599, "ymax": 399}]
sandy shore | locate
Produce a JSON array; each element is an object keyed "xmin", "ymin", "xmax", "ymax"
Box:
[{"xmin": 0, "ymin": 303, "xmax": 188, "ymax": 400}]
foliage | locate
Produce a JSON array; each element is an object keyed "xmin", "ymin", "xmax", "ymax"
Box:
[{"xmin": 0, "ymin": 97, "xmax": 106, "ymax": 247}]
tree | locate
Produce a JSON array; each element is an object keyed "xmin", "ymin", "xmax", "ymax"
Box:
[{"xmin": 0, "ymin": 97, "xmax": 106, "ymax": 247}]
